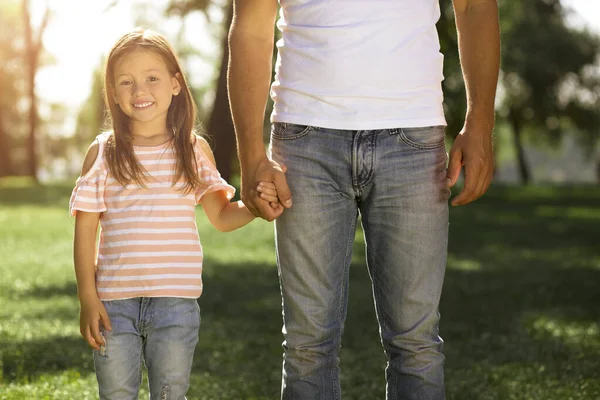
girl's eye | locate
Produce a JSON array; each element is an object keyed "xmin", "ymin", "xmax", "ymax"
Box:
[
  {"xmin": 148, "ymin": 76, "xmax": 158, "ymax": 82},
  {"xmin": 119, "ymin": 81, "xmax": 131, "ymax": 86}
]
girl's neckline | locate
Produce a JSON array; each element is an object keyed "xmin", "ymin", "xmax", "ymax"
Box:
[{"xmin": 132, "ymin": 138, "xmax": 173, "ymax": 150}]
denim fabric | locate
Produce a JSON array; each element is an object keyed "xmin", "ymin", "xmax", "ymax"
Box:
[
  {"xmin": 270, "ymin": 123, "xmax": 450, "ymax": 400},
  {"xmin": 94, "ymin": 297, "xmax": 200, "ymax": 400}
]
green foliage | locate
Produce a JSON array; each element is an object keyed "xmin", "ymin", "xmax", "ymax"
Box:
[
  {"xmin": 438, "ymin": 0, "xmax": 600, "ymax": 145},
  {"xmin": 438, "ymin": 0, "xmax": 600, "ymax": 183},
  {"xmin": 0, "ymin": 0, "xmax": 25, "ymax": 142},
  {"xmin": 0, "ymin": 1, "xmax": 24, "ymax": 177},
  {"xmin": 1, "ymin": 181, "xmax": 599, "ymax": 399},
  {"xmin": 0, "ymin": 0, "xmax": 22, "ymax": 109},
  {"xmin": 167, "ymin": 0, "xmax": 212, "ymax": 18},
  {"xmin": 437, "ymin": 0, "xmax": 466, "ymax": 138},
  {"xmin": 498, "ymin": 0, "xmax": 600, "ymax": 150},
  {"xmin": 75, "ymin": 65, "xmax": 106, "ymax": 150}
]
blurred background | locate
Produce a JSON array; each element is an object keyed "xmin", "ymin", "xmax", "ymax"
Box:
[
  {"xmin": 0, "ymin": 0, "xmax": 598, "ymax": 184},
  {"xmin": 0, "ymin": 1, "xmax": 599, "ymax": 399}
]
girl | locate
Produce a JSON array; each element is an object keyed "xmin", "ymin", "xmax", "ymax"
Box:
[{"xmin": 70, "ymin": 28, "xmax": 280, "ymax": 399}]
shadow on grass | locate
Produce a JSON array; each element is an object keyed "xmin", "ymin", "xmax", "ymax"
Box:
[
  {"xmin": 449, "ymin": 204, "xmax": 599, "ymax": 260},
  {"xmin": 194, "ymin": 260, "xmax": 600, "ymax": 399},
  {"xmin": 15, "ymin": 282, "xmax": 79, "ymax": 299},
  {"xmin": 1, "ymin": 335, "xmax": 95, "ymax": 383},
  {"xmin": 3, "ymin": 261, "xmax": 598, "ymax": 398},
  {"xmin": 0, "ymin": 183, "xmax": 74, "ymax": 208},
  {"xmin": 2, "ymin": 184, "xmax": 599, "ymax": 398}
]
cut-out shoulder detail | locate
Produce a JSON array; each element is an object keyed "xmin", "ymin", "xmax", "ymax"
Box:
[
  {"xmin": 78, "ymin": 132, "xmax": 110, "ymax": 181},
  {"xmin": 192, "ymin": 135, "xmax": 235, "ymax": 204},
  {"xmin": 80, "ymin": 140, "xmax": 99, "ymax": 177},
  {"xmin": 195, "ymin": 135, "xmax": 217, "ymax": 167}
]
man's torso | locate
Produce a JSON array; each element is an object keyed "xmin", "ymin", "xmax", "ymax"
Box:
[{"xmin": 271, "ymin": 0, "xmax": 446, "ymax": 130}]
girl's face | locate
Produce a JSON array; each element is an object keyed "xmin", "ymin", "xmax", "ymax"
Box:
[{"xmin": 112, "ymin": 49, "xmax": 181, "ymax": 135}]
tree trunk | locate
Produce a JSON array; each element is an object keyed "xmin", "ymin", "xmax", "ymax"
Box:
[
  {"xmin": 0, "ymin": 105, "xmax": 11, "ymax": 177},
  {"xmin": 596, "ymin": 159, "xmax": 600, "ymax": 184},
  {"xmin": 207, "ymin": 2, "xmax": 235, "ymax": 182},
  {"xmin": 22, "ymin": 0, "xmax": 49, "ymax": 184},
  {"xmin": 24, "ymin": 0, "xmax": 37, "ymax": 182},
  {"xmin": 508, "ymin": 108, "xmax": 531, "ymax": 184},
  {"xmin": 25, "ymin": 60, "xmax": 38, "ymax": 182}
]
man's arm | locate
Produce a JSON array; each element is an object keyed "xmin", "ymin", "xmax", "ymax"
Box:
[
  {"xmin": 446, "ymin": 0, "xmax": 500, "ymax": 206},
  {"xmin": 228, "ymin": 0, "xmax": 291, "ymax": 221}
]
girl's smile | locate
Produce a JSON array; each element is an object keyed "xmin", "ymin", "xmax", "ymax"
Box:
[
  {"xmin": 72, "ymin": 29, "xmax": 263, "ymax": 399},
  {"xmin": 132, "ymin": 101, "xmax": 154, "ymax": 109},
  {"xmin": 112, "ymin": 49, "xmax": 181, "ymax": 141}
]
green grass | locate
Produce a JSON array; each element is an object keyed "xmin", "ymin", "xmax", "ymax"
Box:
[{"xmin": 1, "ymin": 180, "xmax": 599, "ymax": 399}]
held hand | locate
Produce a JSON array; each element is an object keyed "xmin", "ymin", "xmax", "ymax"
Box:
[
  {"xmin": 256, "ymin": 181, "xmax": 281, "ymax": 209},
  {"xmin": 446, "ymin": 126, "xmax": 494, "ymax": 206},
  {"xmin": 242, "ymin": 158, "xmax": 291, "ymax": 221},
  {"xmin": 79, "ymin": 295, "xmax": 112, "ymax": 350}
]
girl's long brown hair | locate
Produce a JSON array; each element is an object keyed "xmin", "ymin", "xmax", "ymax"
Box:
[{"xmin": 103, "ymin": 28, "xmax": 202, "ymax": 193}]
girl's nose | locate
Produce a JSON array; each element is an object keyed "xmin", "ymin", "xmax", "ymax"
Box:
[{"xmin": 132, "ymin": 82, "xmax": 148, "ymax": 96}]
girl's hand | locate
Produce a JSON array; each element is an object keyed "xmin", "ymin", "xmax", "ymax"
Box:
[
  {"xmin": 79, "ymin": 295, "xmax": 112, "ymax": 350},
  {"xmin": 256, "ymin": 181, "xmax": 281, "ymax": 209}
]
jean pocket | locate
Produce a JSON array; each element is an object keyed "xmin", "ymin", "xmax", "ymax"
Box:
[
  {"xmin": 271, "ymin": 123, "xmax": 313, "ymax": 140},
  {"xmin": 395, "ymin": 126, "xmax": 446, "ymax": 150}
]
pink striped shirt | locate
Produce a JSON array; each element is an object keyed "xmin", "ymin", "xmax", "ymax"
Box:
[{"xmin": 69, "ymin": 132, "xmax": 235, "ymax": 300}]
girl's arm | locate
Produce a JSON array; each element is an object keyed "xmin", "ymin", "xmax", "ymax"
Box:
[
  {"xmin": 196, "ymin": 137, "xmax": 258, "ymax": 232},
  {"xmin": 201, "ymin": 190, "xmax": 256, "ymax": 232},
  {"xmin": 73, "ymin": 141, "xmax": 112, "ymax": 350},
  {"xmin": 201, "ymin": 182, "xmax": 280, "ymax": 232}
]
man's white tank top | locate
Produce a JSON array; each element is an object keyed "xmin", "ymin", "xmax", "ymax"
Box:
[{"xmin": 271, "ymin": 0, "xmax": 447, "ymax": 130}]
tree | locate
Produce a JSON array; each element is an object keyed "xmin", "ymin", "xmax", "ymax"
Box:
[
  {"xmin": 497, "ymin": 0, "xmax": 600, "ymax": 184},
  {"xmin": 0, "ymin": 105, "xmax": 8, "ymax": 177},
  {"xmin": 205, "ymin": 2, "xmax": 235, "ymax": 182},
  {"xmin": 439, "ymin": 0, "xmax": 600, "ymax": 184},
  {"xmin": 437, "ymin": 0, "xmax": 467, "ymax": 140},
  {"xmin": 75, "ymin": 64, "xmax": 106, "ymax": 150},
  {"xmin": 564, "ymin": 60, "xmax": 600, "ymax": 183},
  {"xmin": 167, "ymin": 0, "xmax": 600, "ymax": 185},
  {"xmin": 22, "ymin": 0, "xmax": 50, "ymax": 183},
  {"xmin": 0, "ymin": 0, "xmax": 23, "ymax": 177},
  {"xmin": 168, "ymin": 0, "xmax": 236, "ymax": 181},
  {"xmin": 172, "ymin": 0, "xmax": 466, "ymax": 182},
  {"xmin": 0, "ymin": 67, "xmax": 13, "ymax": 177}
]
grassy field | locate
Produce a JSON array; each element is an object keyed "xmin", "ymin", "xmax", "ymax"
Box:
[{"xmin": 0, "ymin": 180, "xmax": 599, "ymax": 399}]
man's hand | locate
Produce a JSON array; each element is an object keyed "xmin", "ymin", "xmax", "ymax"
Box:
[
  {"xmin": 79, "ymin": 295, "xmax": 112, "ymax": 350},
  {"xmin": 448, "ymin": 0, "xmax": 499, "ymax": 206},
  {"xmin": 446, "ymin": 125, "xmax": 494, "ymax": 206},
  {"xmin": 242, "ymin": 157, "xmax": 292, "ymax": 221}
]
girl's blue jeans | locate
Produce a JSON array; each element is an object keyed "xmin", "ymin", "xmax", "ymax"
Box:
[
  {"xmin": 270, "ymin": 123, "xmax": 450, "ymax": 400},
  {"xmin": 94, "ymin": 297, "xmax": 200, "ymax": 400}
]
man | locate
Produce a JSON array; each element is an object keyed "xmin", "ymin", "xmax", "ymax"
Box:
[{"xmin": 228, "ymin": 0, "xmax": 499, "ymax": 398}]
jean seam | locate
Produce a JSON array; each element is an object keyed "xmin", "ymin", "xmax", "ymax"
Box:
[
  {"xmin": 365, "ymin": 132, "xmax": 377, "ymax": 189},
  {"xmin": 377, "ymin": 275, "xmax": 398, "ymax": 399},
  {"xmin": 331, "ymin": 211, "xmax": 357, "ymax": 400},
  {"xmin": 351, "ymin": 131, "xmax": 360, "ymax": 193},
  {"xmin": 137, "ymin": 347, "xmax": 144, "ymax": 397},
  {"xmin": 366, "ymin": 233, "xmax": 397, "ymax": 398},
  {"xmin": 337, "ymin": 212, "xmax": 357, "ymax": 324}
]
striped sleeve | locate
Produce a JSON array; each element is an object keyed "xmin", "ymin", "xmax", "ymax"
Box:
[
  {"xmin": 194, "ymin": 140, "xmax": 235, "ymax": 204},
  {"xmin": 69, "ymin": 154, "xmax": 108, "ymax": 217}
]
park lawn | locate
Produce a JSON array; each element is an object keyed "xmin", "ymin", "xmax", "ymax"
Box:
[{"xmin": 0, "ymin": 180, "xmax": 599, "ymax": 399}]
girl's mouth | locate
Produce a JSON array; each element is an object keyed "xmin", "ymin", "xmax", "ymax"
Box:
[{"xmin": 133, "ymin": 101, "xmax": 154, "ymax": 109}]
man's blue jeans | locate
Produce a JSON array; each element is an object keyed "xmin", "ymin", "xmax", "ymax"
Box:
[
  {"xmin": 94, "ymin": 297, "xmax": 200, "ymax": 399},
  {"xmin": 270, "ymin": 123, "xmax": 450, "ymax": 400}
]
